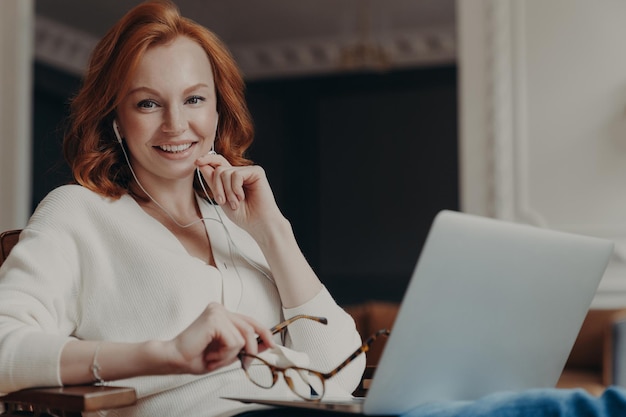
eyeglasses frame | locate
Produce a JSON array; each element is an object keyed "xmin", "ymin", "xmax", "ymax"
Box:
[{"xmin": 239, "ymin": 315, "xmax": 390, "ymax": 401}]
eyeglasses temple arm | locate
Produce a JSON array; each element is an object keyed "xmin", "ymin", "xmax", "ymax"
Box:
[
  {"xmin": 321, "ymin": 329, "xmax": 390, "ymax": 379},
  {"xmin": 256, "ymin": 315, "xmax": 329, "ymax": 344}
]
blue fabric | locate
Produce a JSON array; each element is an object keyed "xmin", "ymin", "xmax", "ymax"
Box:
[
  {"xmin": 402, "ymin": 386, "xmax": 626, "ymax": 417},
  {"xmin": 234, "ymin": 387, "xmax": 626, "ymax": 416}
]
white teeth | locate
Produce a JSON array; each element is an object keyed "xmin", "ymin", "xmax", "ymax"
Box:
[{"xmin": 158, "ymin": 143, "xmax": 193, "ymax": 153}]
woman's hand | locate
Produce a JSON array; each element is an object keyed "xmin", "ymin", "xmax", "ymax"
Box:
[
  {"xmin": 196, "ymin": 153, "xmax": 323, "ymax": 308},
  {"xmin": 195, "ymin": 154, "xmax": 286, "ymax": 238},
  {"xmin": 167, "ymin": 303, "xmax": 275, "ymax": 374},
  {"xmin": 61, "ymin": 304, "xmax": 275, "ymax": 385}
]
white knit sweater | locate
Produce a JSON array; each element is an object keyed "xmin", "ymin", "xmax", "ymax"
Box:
[{"xmin": 0, "ymin": 185, "xmax": 365, "ymax": 417}]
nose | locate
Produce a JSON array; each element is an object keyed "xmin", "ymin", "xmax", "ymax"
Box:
[{"xmin": 161, "ymin": 106, "xmax": 188, "ymax": 135}]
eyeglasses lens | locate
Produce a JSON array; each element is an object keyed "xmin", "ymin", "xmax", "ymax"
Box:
[
  {"xmin": 284, "ymin": 368, "xmax": 325, "ymax": 400},
  {"xmin": 246, "ymin": 365, "xmax": 275, "ymax": 389}
]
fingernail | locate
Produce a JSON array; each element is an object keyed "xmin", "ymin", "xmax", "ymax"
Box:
[
  {"xmin": 230, "ymin": 201, "xmax": 237, "ymax": 210},
  {"xmin": 217, "ymin": 195, "xmax": 225, "ymax": 204}
]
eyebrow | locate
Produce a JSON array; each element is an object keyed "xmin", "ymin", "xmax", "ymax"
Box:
[{"xmin": 127, "ymin": 83, "xmax": 212, "ymax": 97}]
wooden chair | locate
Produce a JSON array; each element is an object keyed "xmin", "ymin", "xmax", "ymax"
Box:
[{"xmin": 0, "ymin": 229, "xmax": 137, "ymax": 416}]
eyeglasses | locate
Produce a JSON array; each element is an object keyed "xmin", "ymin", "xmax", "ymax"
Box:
[{"xmin": 239, "ymin": 315, "xmax": 390, "ymax": 401}]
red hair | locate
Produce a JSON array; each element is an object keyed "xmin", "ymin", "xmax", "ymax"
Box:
[{"xmin": 64, "ymin": 0, "xmax": 254, "ymax": 199}]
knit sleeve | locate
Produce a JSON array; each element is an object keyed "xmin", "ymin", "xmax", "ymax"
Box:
[
  {"xmin": 0, "ymin": 227, "xmax": 79, "ymax": 392},
  {"xmin": 282, "ymin": 286, "xmax": 365, "ymax": 396}
]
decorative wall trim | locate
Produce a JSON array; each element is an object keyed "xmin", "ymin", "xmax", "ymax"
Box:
[
  {"xmin": 483, "ymin": 0, "xmax": 513, "ymax": 221},
  {"xmin": 35, "ymin": 16, "xmax": 97, "ymax": 76},
  {"xmin": 229, "ymin": 27, "xmax": 456, "ymax": 80},
  {"xmin": 34, "ymin": 15, "xmax": 456, "ymax": 79},
  {"xmin": 484, "ymin": 0, "xmax": 546, "ymax": 227}
]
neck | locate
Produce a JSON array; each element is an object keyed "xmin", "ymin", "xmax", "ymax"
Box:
[
  {"xmin": 132, "ymin": 179, "xmax": 201, "ymax": 229},
  {"xmin": 120, "ymin": 143, "xmax": 203, "ymax": 228},
  {"xmin": 143, "ymin": 195, "xmax": 202, "ymax": 229}
]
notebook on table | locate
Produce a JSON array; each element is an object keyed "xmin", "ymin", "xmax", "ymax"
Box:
[{"xmin": 224, "ymin": 210, "xmax": 614, "ymax": 415}]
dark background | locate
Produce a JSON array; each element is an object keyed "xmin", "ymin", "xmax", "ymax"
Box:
[{"xmin": 33, "ymin": 63, "xmax": 458, "ymax": 306}]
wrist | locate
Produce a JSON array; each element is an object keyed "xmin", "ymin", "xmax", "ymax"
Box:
[
  {"xmin": 149, "ymin": 339, "xmax": 185, "ymax": 375},
  {"xmin": 251, "ymin": 217, "xmax": 293, "ymax": 249}
]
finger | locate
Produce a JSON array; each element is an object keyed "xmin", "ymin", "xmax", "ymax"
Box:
[
  {"xmin": 255, "ymin": 327, "xmax": 275, "ymax": 353},
  {"xmin": 217, "ymin": 169, "xmax": 241, "ymax": 211},
  {"xmin": 196, "ymin": 153, "xmax": 233, "ymax": 205},
  {"xmin": 239, "ymin": 324, "xmax": 259, "ymax": 370},
  {"xmin": 238, "ymin": 315, "xmax": 276, "ymax": 352},
  {"xmin": 230, "ymin": 170, "xmax": 246, "ymax": 202},
  {"xmin": 203, "ymin": 316, "xmax": 256, "ymax": 370},
  {"xmin": 198, "ymin": 164, "xmax": 227, "ymax": 205},
  {"xmin": 231, "ymin": 316, "xmax": 274, "ymax": 370},
  {"xmin": 241, "ymin": 325, "xmax": 259, "ymax": 355},
  {"xmin": 202, "ymin": 327, "xmax": 244, "ymax": 369},
  {"xmin": 195, "ymin": 152, "xmax": 231, "ymax": 167},
  {"xmin": 205, "ymin": 356, "xmax": 240, "ymax": 373},
  {"xmin": 204, "ymin": 343, "xmax": 239, "ymax": 363}
]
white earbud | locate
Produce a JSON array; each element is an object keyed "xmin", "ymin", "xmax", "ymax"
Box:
[
  {"xmin": 208, "ymin": 113, "xmax": 219, "ymax": 154},
  {"xmin": 113, "ymin": 120, "xmax": 123, "ymax": 144}
]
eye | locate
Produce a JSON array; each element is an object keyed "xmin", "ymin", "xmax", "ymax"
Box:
[
  {"xmin": 137, "ymin": 99, "xmax": 159, "ymax": 109},
  {"xmin": 186, "ymin": 95, "xmax": 206, "ymax": 105}
]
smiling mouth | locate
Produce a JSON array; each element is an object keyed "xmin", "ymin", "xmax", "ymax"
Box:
[{"xmin": 157, "ymin": 143, "xmax": 193, "ymax": 153}]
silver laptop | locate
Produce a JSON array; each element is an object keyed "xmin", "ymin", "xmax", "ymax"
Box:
[{"xmin": 224, "ymin": 210, "xmax": 614, "ymax": 415}]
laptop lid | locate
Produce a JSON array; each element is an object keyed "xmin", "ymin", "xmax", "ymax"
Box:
[
  {"xmin": 224, "ymin": 210, "xmax": 613, "ymax": 415},
  {"xmin": 363, "ymin": 210, "xmax": 613, "ymax": 414}
]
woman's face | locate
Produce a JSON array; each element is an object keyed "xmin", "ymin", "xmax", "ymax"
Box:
[{"xmin": 115, "ymin": 36, "xmax": 218, "ymax": 189}]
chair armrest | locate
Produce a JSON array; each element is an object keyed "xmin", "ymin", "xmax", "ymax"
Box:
[
  {"xmin": 353, "ymin": 366, "xmax": 376, "ymax": 397},
  {"xmin": 2, "ymin": 385, "xmax": 136, "ymax": 415},
  {"xmin": 610, "ymin": 316, "xmax": 626, "ymax": 386}
]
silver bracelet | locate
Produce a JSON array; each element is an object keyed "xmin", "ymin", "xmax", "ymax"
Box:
[{"xmin": 91, "ymin": 342, "xmax": 105, "ymax": 385}]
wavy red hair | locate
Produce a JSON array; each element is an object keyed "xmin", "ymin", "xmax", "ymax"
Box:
[{"xmin": 64, "ymin": 0, "xmax": 254, "ymax": 199}]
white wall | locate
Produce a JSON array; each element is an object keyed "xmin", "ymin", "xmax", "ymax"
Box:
[
  {"xmin": 459, "ymin": 0, "xmax": 626, "ymax": 307},
  {"xmin": 0, "ymin": 0, "xmax": 34, "ymax": 231}
]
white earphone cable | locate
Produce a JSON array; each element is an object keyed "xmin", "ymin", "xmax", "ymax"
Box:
[{"xmin": 118, "ymin": 139, "xmax": 274, "ymax": 284}]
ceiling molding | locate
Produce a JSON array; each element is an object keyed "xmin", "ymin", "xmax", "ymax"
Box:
[
  {"xmin": 34, "ymin": 15, "xmax": 456, "ymax": 80},
  {"xmin": 35, "ymin": 16, "xmax": 97, "ymax": 76},
  {"xmin": 231, "ymin": 27, "xmax": 456, "ymax": 80}
]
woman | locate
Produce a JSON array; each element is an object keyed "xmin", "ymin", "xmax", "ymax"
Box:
[{"xmin": 0, "ymin": 1, "xmax": 364, "ymax": 416}]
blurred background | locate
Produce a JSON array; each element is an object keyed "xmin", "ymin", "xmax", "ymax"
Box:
[{"xmin": 4, "ymin": 0, "xmax": 626, "ymax": 307}]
